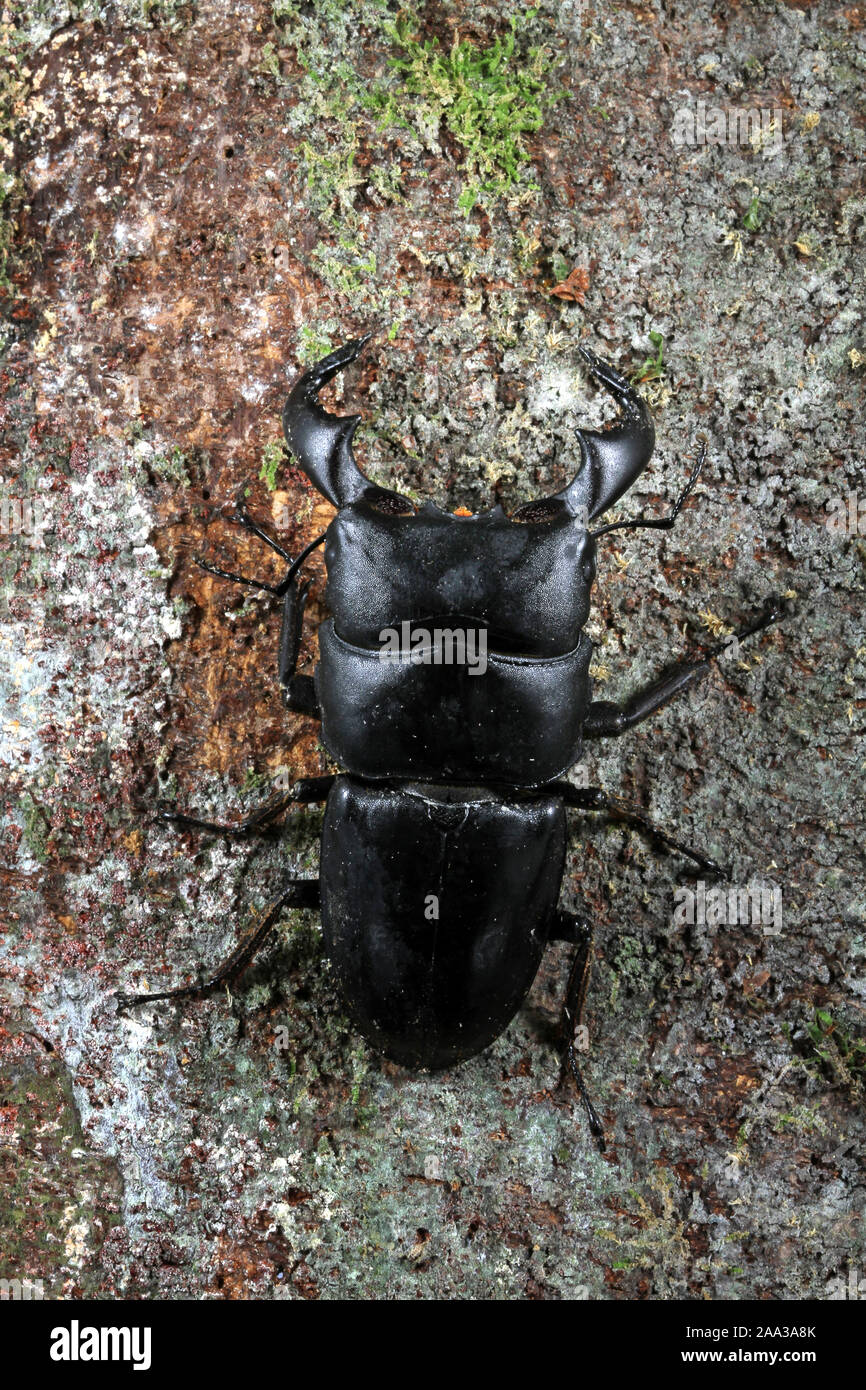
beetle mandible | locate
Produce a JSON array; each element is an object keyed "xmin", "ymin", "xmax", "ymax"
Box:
[{"xmin": 118, "ymin": 336, "xmax": 781, "ymax": 1149}]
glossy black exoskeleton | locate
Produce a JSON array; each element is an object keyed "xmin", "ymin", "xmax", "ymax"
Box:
[{"xmin": 118, "ymin": 336, "xmax": 781, "ymax": 1149}]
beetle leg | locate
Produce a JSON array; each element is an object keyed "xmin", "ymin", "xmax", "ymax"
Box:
[
  {"xmin": 194, "ymin": 531, "xmax": 326, "ymax": 599},
  {"xmin": 194, "ymin": 557, "xmax": 282, "ymax": 593},
  {"xmin": 278, "ymin": 574, "xmax": 321, "ymax": 718},
  {"xmin": 284, "ymin": 676, "xmax": 319, "ymax": 717},
  {"xmin": 274, "ymin": 534, "xmax": 327, "ymax": 718},
  {"xmin": 193, "ymin": 486, "xmax": 297, "ymax": 585},
  {"xmin": 582, "ymin": 594, "xmax": 783, "ymax": 740},
  {"xmin": 115, "ymin": 877, "xmax": 320, "ymax": 1009},
  {"xmin": 551, "ymin": 910, "xmax": 606, "ymax": 1151},
  {"xmin": 552, "ymin": 781, "xmax": 725, "ymax": 876},
  {"xmin": 193, "ymin": 531, "xmax": 325, "ymax": 718},
  {"xmin": 157, "ymin": 776, "xmax": 335, "ymax": 836},
  {"xmin": 278, "ymin": 576, "xmax": 311, "ymax": 685},
  {"xmin": 229, "ymin": 485, "xmax": 292, "ymax": 560}
]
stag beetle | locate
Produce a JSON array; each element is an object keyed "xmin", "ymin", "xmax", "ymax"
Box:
[{"xmin": 118, "ymin": 336, "xmax": 781, "ymax": 1149}]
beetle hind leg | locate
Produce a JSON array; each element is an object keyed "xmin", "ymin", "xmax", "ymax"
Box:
[
  {"xmin": 116, "ymin": 877, "xmax": 320, "ymax": 1010},
  {"xmin": 550, "ymin": 910, "xmax": 606, "ymax": 1151}
]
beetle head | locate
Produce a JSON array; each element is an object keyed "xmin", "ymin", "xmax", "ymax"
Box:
[{"xmin": 283, "ymin": 337, "xmax": 654, "ymax": 524}]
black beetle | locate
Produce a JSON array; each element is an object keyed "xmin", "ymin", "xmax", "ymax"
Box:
[{"xmin": 118, "ymin": 336, "xmax": 781, "ymax": 1149}]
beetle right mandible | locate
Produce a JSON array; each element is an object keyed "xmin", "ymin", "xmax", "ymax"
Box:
[{"xmin": 118, "ymin": 336, "xmax": 782, "ymax": 1150}]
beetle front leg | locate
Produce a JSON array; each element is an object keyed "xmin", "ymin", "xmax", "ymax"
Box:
[
  {"xmin": 590, "ymin": 437, "xmax": 706, "ymax": 540},
  {"xmin": 194, "ymin": 525, "xmax": 324, "ymax": 718},
  {"xmin": 229, "ymin": 486, "xmax": 293, "ymax": 560},
  {"xmin": 116, "ymin": 877, "xmax": 320, "ymax": 1010},
  {"xmin": 278, "ymin": 575, "xmax": 320, "ymax": 718},
  {"xmin": 583, "ymin": 595, "xmax": 783, "ymax": 740},
  {"xmin": 194, "ymin": 486, "xmax": 294, "ymax": 584},
  {"xmin": 549, "ymin": 910, "xmax": 606, "ymax": 1151}
]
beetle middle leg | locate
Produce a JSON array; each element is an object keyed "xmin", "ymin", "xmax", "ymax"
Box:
[
  {"xmin": 158, "ymin": 775, "xmax": 335, "ymax": 836},
  {"xmin": 552, "ymin": 781, "xmax": 724, "ymax": 876},
  {"xmin": 549, "ymin": 909, "xmax": 606, "ymax": 1151},
  {"xmin": 115, "ymin": 877, "xmax": 320, "ymax": 1010}
]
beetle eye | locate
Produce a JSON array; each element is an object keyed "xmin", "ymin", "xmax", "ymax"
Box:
[
  {"xmin": 511, "ymin": 498, "xmax": 564, "ymax": 524},
  {"xmin": 366, "ymin": 490, "xmax": 416, "ymax": 516}
]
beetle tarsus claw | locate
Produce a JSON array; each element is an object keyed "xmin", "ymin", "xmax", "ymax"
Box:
[
  {"xmin": 587, "ymin": 1108, "xmax": 607, "ymax": 1152},
  {"xmin": 556, "ymin": 1070, "xmax": 607, "ymax": 1152}
]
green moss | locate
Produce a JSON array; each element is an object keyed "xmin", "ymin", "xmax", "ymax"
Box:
[
  {"xmin": 259, "ymin": 440, "xmax": 285, "ymax": 492},
  {"xmin": 633, "ymin": 329, "xmax": 666, "ymax": 385},
  {"xmin": 0, "ymin": 1048, "xmax": 123, "ymax": 1294},
  {"xmin": 743, "ymin": 193, "xmax": 763, "ymax": 232},
  {"xmin": 312, "ymin": 242, "xmax": 378, "ymax": 304},
  {"xmin": 384, "ymin": 10, "xmax": 555, "ymax": 215},
  {"xmin": 806, "ymin": 1008, "xmax": 866, "ymax": 1095},
  {"xmin": 241, "ymin": 767, "xmax": 271, "ymax": 793},
  {"xmin": 0, "ymin": 7, "xmax": 32, "ymax": 294},
  {"xmin": 773, "ymin": 1104, "xmax": 828, "ymax": 1137},
  {"xmin": 549, "ymin": 250, "xmax": 570, "ymax": 283},
  {"xmin": 259, "ymin": 39, "xmax": 282, "ymax": 82},
  {"xmin": 19, "ymin": 791, "xmax": 50, "ymax": 862},
  {"xmin": 271, "ymin": 0, "xmax": 557, "ymax": 241},
  {"xmin": 300, "ymin": 139, "xmax": 366, "ymax": 230},
  {"xmin": 298, "ymin": 323, "xmax": 336, "ymax": 364},
  {"xmin": 0, "ymin": 169, "xmax": 18, "ymax": 291}
]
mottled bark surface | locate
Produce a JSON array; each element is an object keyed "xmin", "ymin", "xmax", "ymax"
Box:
[{"xmin": 1, "ymin": 0, "xmax": 864, "ymax": 1300}]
